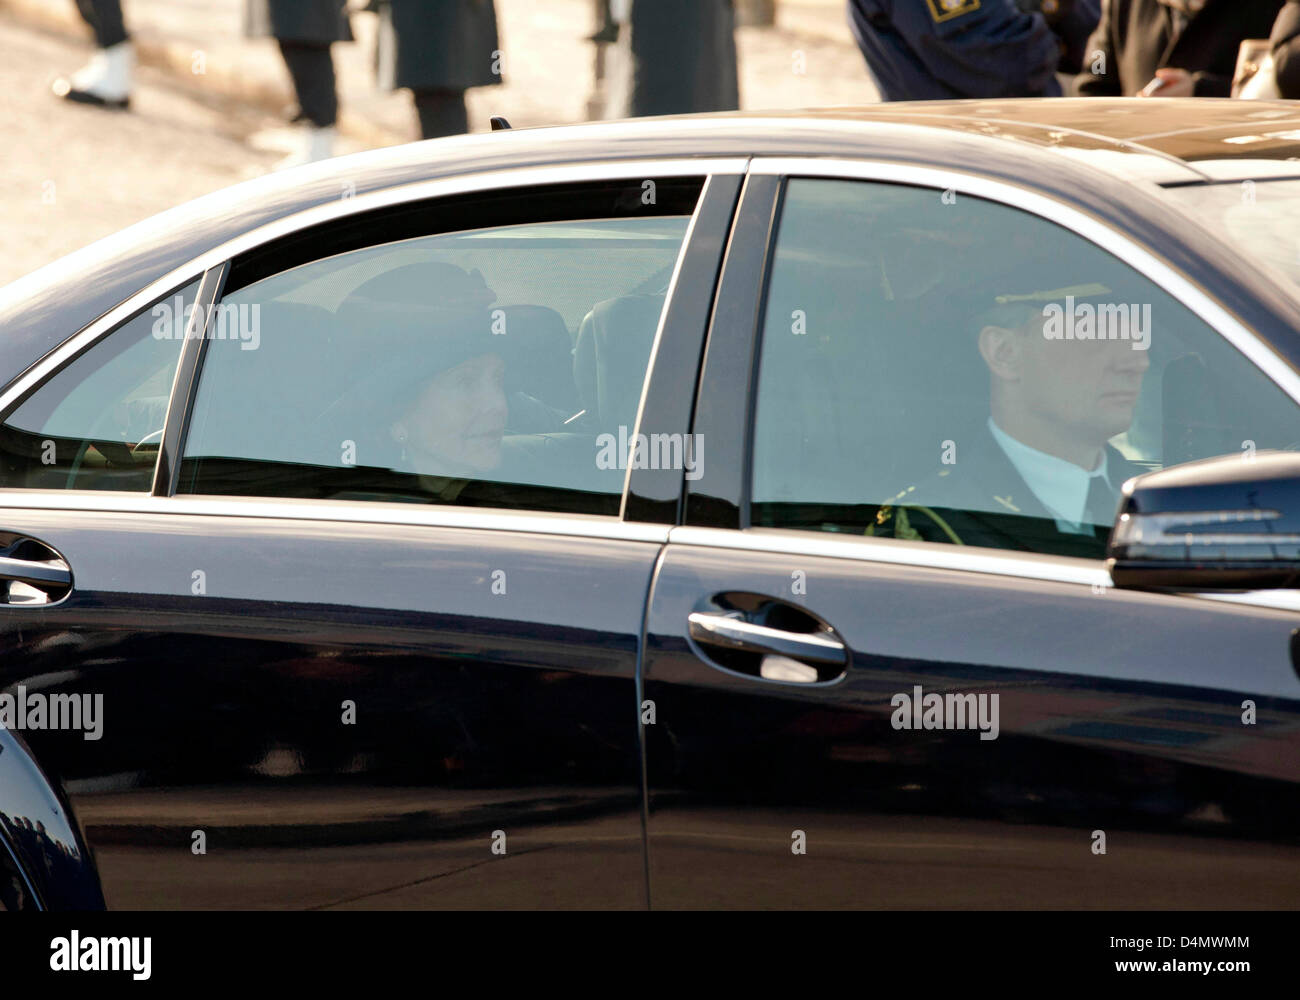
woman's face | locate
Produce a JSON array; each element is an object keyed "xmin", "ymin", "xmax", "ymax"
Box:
[{"xmin": 398, "ymin": 352, "xmax": 507, "ymax": 474}]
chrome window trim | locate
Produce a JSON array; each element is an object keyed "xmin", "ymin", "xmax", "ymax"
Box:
[
  {"xmin": 672, "ymin": 524, "xmax": 1111, "ymax": 585},
  {"xmin": 0, "ymin": 491, "xmax": 672, "ymax": 543},
  {"xmin": 749, "ymin": 157, "xmax": 1300, "ymax": 409},
  {"xmin": 0, "ymin": 489, "xmax": 1288, "ymax": 606},
  {"xmin": 0, "ymin": 157, "xmax": 748, "ymax": 416},
  {"xmin": 667, "ymin": 525, "xmax": 1300, "ymax": 613}
]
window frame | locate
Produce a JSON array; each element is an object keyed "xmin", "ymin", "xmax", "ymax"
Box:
[
  {"xmin": 685, "ymin": 157, "xmax": 1300, "ymax": 577},
  {"xmin": 0, "ymin": 159, "xmax": 747, "ymax": 535}
]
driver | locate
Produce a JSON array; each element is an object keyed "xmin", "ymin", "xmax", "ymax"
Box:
[{"xmin": 869, "ymin": 276, "xmax": 1151, "ymax": 552}]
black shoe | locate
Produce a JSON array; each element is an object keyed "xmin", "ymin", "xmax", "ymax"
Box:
[{"xmin": 52, "ymin": 77, "xmax": 130, "ymax": 111}]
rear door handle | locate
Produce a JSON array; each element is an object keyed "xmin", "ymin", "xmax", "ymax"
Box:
[
  {"xmin": 0, "ymin": 555, "xmax": 72, "ymax": 590},
  {"xmin": 0, "ymin": 536, "xmax": 73, "ymax": 605},
  {"xmin": 688, "ymin": 610, "xmax": 848, "ymax": 672}
]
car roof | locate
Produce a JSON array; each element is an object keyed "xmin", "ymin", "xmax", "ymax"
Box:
[
  {"xmin": 727, "ymin": 98, "xmax": 1300, "ymax": 180},
  {"xmin": 5, "ymin": 97, "xmax": 1300, "ymax": 395}
]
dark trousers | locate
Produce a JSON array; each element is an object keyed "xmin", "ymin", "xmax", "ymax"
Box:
[
  {"xmin": 278, "ymin": 40, "xmax": 337, "ymax": 128},
  {"xmin": 75, "ymin": 0, "xmax": 128, "ymax": 48},
  {"xmin": 413, "ymin": 88, "xmax": 467, "ymax": 139}
]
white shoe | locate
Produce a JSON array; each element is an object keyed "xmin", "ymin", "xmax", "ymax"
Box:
[
  {"xmin": 272, "ymin": 124, "xmax": 337, "ymax": 170},
  {"xmin": 53, "ymin": 41, "xmax": 133, "ymax": 109}
]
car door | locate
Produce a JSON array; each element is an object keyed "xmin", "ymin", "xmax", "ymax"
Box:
[
  {"xmin": 0, "ymin": 160, "xmax": 742, "ymax": 909},
  {"xmin": 642, "ymin": 161, "xmax": 1300, "ymax": 908}
]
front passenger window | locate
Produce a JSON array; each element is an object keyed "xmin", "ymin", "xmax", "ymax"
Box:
[{"xmin": 749, "ymin": 179, "xmax": 1300, "ymax": 559}]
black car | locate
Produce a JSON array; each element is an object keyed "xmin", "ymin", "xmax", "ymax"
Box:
[{"xmin": 2, "ymin": 98, "xmax": 1300, "ymax": 910}]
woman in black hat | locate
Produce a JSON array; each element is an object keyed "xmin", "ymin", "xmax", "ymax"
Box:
[
  {"xmin": 311, "ymin": 261, "xmax": 525, "ymax": 505},
  {"xmin": 375, "ymin": 344, "xmax": 509, "ymax": 486}
]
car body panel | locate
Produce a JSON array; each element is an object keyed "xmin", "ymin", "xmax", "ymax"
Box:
[
  {"xmin": 0, "ymin": 504, "xmax": 658, "ymax": 908},
  {"xmin": 642, "ymin": 535, "xmax": 1300, "ymax": 908}
]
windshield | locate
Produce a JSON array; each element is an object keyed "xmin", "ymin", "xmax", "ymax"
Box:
[{"xmin": 1164, "ymin": 179, "xmax": 1300, "ymax": 293}]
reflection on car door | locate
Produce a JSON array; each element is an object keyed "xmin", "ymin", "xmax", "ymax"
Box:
[
  {"xmin": 644, "ymin": 535, "xmax": 1300, "ymax": 908},
  {"xmin": 4, "ymin": 501, "xmax": 660, "ymax": 908}
]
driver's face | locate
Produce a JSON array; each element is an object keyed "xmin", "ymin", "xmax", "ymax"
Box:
[{"xmin": 1017, "ymin": 312, "xmax": 1150, "ymax": 444}]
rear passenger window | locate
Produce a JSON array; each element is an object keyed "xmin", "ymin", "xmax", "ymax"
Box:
[
  {"xmin": 750, "ymin": 178, "xmax": 1300, "ymax": 559},
  {"xmin": 180, "ymin": 179, "xmax": 702, "ymax": 515},
  {"xmin": 0, "ymin": 280, "xmax": 198, "ymax": 492}
]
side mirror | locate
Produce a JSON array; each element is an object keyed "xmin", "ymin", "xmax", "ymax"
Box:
[{"xmin": 1107, "ymin": 451, "xmax": 1300, "ymax": 591}]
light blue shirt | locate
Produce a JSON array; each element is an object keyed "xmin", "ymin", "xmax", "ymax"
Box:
[{"xmin": 988, "ymin": 417, "xmax": 1111, "ymax": 532}]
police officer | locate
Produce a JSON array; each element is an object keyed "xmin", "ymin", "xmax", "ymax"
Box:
[
  {"xmin": 1074, "ymin": 0, "xmax": 1283, "ymax": 96},
  {"xmin": 603, "ymin": 0, "xmax": 739, "ymax": 117},
  {"xmin": 53, "ymin": 1, "xmax": 134, "ymax": 110},
  {"xmin": 847, "ymin": 0, "xmax": 1099, "ymax": 100},
  {"xmin": 371, "ymin": 0, "xmax": 502, "ymax": 139},
  {"xmin": 245, "ymin": 0, "xmax": 353, "ymax": 166},
  {"xmin": 869, "ymin": 279, "xmax": 1149, "ymax": 556}
]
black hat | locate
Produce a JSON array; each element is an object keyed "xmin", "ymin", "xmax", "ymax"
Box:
[
  {"xmin": 317, "ymin": 262, "xmax": 506, "ymax": 463},
  {"xmin": 338, "ymin": 261, "xmax": 503, "ymax": 403}
]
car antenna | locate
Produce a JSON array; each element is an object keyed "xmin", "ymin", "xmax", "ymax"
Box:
[{"xmin": 490, "ymin": 116, "xmax": 512, "ymax": 131}]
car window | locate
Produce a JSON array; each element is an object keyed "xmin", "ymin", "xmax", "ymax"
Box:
[
  {"xmin": 0, "ymin": 280, "xmax": 199, "ymax": 492},
  {"xmin": 179, "ymin": 182, "xmax": 702, "ymax": 515},
  {"xmin": 749, "ymin": 178, "xmax": 1300, "ymax": 559}
]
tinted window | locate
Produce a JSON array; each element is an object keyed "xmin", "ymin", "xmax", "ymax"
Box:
[
  {"xmin": 180, "ymin": 182, "xmax": 702, "ymax": 515},
  {"xmin": 750, "ymin": 179, "xmax": 1300, "ymax": 559},
  {"xmin": 0, "ymin": 281, "xmax": 198, "ymax": 492}
]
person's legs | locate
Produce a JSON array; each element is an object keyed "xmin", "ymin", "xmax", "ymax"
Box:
[
  {"xmin": 277, "ymin": 40, "xmax": 338, "ymax": 128},
  {"xmin": 75, "ymin": 0, "xmax": 128, "ymax": 48},
  {"xmin": 274, "ymin": 41, "xmax": 337, "ymax": 167},
  {"xmin": 57, "ymin": 0, "xmax": 133, "ymax": 108},
  {"xmin": 412, "ymin": 88, "xmax": 468, "ymax": 139}
]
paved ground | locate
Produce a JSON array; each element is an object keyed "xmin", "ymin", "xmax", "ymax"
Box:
[
  {"xmin": 0, "ymin": 0, "xmax": 877, "ymax": 288},
  {"xmin": 0, "ymin": 13, "xmax": 279, "ymax": 286}
]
